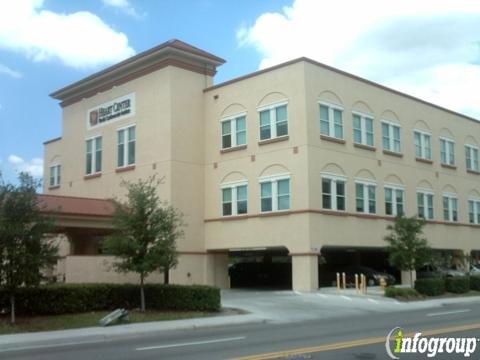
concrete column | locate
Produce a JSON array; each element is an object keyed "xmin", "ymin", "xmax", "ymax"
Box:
[
  {"xmin": 291, "ymin": 254, "xmax": 318, "ymax": 292},
  {"xmin": 205, "ymin": 252, "xmax": 230, "ymax": 289},
  {"xmin": 401, "ymin": 270, "xmax": 416, "ymax": 286}
]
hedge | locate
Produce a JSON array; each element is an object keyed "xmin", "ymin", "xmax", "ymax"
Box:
[
  {"xmin": 445, "ymin": 277, "xmax": 470, "ymax": 294},
  {"xmin": 384, "ymin": 287, "xmax": 420, "ymax": 299},
  {"xmin": 0, "ymin": 283, "xmax": 220, "ymax": 316},
  {"xmin": 414, "ymin": 277, "xmax": 445, "ymax": 296},
  {"xmin": 470, "ymin": 275, "xmax": 480, "ymax": 291}
]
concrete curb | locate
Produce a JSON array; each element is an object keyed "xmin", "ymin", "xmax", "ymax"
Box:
[{"xmin": 0, "ymin": 313, "xmax": 266, "ymax": 352}]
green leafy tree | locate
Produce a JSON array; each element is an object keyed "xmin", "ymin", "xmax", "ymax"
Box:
[
  {"xmin": 103, "ymin": 177, "xmax": 184, "ymax": 312},
  {"xmin": 0, "ymin": 173, "xmax": 58, "ymax": 324},
  {"xmin": 384, "ymin": 215, "xmax": 432, "ymax": 288}
]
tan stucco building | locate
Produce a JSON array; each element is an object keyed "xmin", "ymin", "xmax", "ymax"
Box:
[{"xmin": 43, "ymin": 39, "xmax": 480, "ymax": 291}]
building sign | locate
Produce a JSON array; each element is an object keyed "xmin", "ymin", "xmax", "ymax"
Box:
[{"xmin": 87, "ymin": 93, "xmax": 135, "ymax": 129}]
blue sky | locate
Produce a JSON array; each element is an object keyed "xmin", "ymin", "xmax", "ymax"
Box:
[{"xmin": 1, "ymin": 0, "xmax": 480, "ymax": 185}]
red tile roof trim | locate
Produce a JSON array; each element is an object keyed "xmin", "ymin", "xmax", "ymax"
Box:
[{"xmin": 37, "ymin": 194, "xmax": 115, "ymax": 218}]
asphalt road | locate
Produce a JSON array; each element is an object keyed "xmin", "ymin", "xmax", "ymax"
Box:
[{"xmin": 2, "ymin": 301, "xmax": 480, "ymax": 360}]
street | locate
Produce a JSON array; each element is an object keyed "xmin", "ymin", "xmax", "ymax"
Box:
[{"xmin": 2, "ymin": 300, "xmax": 480, "ymax": 359}]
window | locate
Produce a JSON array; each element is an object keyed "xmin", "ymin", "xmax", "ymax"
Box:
[
  {"xmin": 319, "ymin": 103, "xmax": 343, "ymax": 139},
  {"xmin": 468, "ymin": 199, "xmax": 480, "ymax": 224},
  {"xmin": 49, "ymin": 164, "xmax": 61, "ymax": 187},
  {"xmin": 260, "ymin": 176, "xmax": 290, "ymax": 212},
  {"xmin": 221, "ymin": 115, "xmax": 246, "ymax": 149},
  {"xmin": 321, "ymin": 175, "xmax": 346, "ymax": 211},
  {"xmin": 443, "ymin": 193, "xmax": 458, "ymax": 222},
  {"xmin": 417, "ymin": 190, "xmax": 434, "ymax": 219},
  {"xmin": 259, "ymin": 103, "xmax": 288, "ymax": 141},
  {"xmin": 352, "ymin": 113, "xmax": 374, "ymax": 146},
  {"xmin": 465, "ymin": 145, "xmax": 479, "ymax": 172},
  {"xmin": 414, "ymin": 130, "xmax": 432, "ymax": 160},
  {"xmin": 355, "ymin": 181, "xmax": 376, "ymax": 214},
  {"xmin": 381, "ymin": 121, "xmax": 401, "ymax": 153},
  {"xmin": 385, "ymin": 186, "xmax": 404, "ymax": 216},
  {"xmin": 117, "ymin": 126, "xmax": 135, "ymax": 168},
  {"xmin": 222, "ymin": 183, "xmax": 248, "ymax": 216},
  {"xmin": 440, "ymin": 138, "xmax": 455, "ymax": 166},
  {"xmin": 86, "ymin": 136, "xmax": 102, "ymax": 175}
]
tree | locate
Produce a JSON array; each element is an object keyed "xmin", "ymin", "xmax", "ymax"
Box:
[
  {"xmin": 0, "ymin": 173, "xmax": 58, "ymax": 324},
  {"xmin": 384, "ymin": 215, "xmax": 432, "ymax": 288},
  {"xmin": 103, "ymin": 177, "xmax": 184, "ymax": 312}
]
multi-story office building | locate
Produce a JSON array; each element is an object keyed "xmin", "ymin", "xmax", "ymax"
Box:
[{"xmin": 43, "ymin": 39, "xmax": 480, "ymax": 291}]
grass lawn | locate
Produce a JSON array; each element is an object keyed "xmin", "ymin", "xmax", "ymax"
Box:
[{"xmin": 0, "ymin": 309, "xmax": 214, "ymax": 335}]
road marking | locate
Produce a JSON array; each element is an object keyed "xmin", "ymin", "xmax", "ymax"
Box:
[
  {"xmin": 427, "ymin": 309, "xmax": 471, "ymax": 317},
  {"xmin": 316, "ymin": 293, "xmax": 328, "ymax": 298},
  {"xmin": 294, "ymin": 291, "xmax": 302, "ymax": 295},
  {"xmin": 367, "ymin": 298, "xmax": 378, "ymax": 304},
  {"xmin": 232, "ymin": 323, "xmax": 480, "ymax": 360},
  {"xmin": 341, "ymin": 295, "xmax": 352, "ymax": 301},
  {"xmin": 0, "ymin": 339, "xmax": 105, "ymax": 353},
  {"xmin": 136, "ymin": 336, "xmax": 246, "ymax": 351}
]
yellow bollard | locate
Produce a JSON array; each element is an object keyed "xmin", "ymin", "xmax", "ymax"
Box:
[
  {"xmin": 336, "ymin": 272, "xmax": 340, "ymax": 291},
  {"xmin": 342, "ymin": 272, "xmax": 346, "ymax": 290},
  {"xmin": 355, "ymin": 274, "xmax": 359, "ymax": 293},
  {"xmin": 380, "ymin": 277, "xmax": 386, "ymax": 290},
  {"xmin": 360, "ymin": 274, "xmax": 366, "ymax": 294}
]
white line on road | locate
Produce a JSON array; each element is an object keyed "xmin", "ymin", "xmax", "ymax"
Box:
[
  {"xmin": 367, "ymin": 298, "xmax": 379, "ymax": 304},
  {"xmin": 0, "ymin": 339, "xmax": 105, "ymax": 353},
  {"xmin": 316, "ymin": 293, "xmax": 328, "ymax": 298},
  {"xmin": 294, "ymin": 291, "xmax": 302, "ymax": 295},
  {"xmin": 427, "ymin": 309, "xmax": 471, "ymax": 317},
  {"xmin": 341, "ymin": 295, "xmax": 352, "ymax": 301},
  {"xmin": 135, "ymin": 336, "xmax": 246, "ymax": 351}
]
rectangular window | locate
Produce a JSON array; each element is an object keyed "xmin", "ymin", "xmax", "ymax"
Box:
[
  {"xmin": 49, "ymin": 164, "xmax": 61, "ymax": 187},
  {"xmin": 385, "ymin": 186, "xmax": 404, "ymax": 216},
  {"xmin": 468, "ymin": 199, "xmax": 480, "ymax": 224},
  {"xmin": 440, "ymin": 138, "xmax": 455, "ymax": 166},
  {"xmin": 417, "ymin": 191, "xmax": 434, "ymax": 219},
  {"xmin": 221, "ymin": 115, "xmax": 247, "ymax": 149},
  {"xmin": 465, "ymin": 145, "xmax": 479, "ymax": 172},
  {"xmin": 414, "ymin": 130, "xmax": 432, "ymax": 160},
  {"xmin": 352, "ymin": 113, "xmax": 374, "ymax": 146},
  {"xmin": 355, "ymin": 181, "xmax": 376, "ymax": 214},
  {"xmin": 382, "ymin": 121, "xmax": 402, "ymax": 153},
  {"xmin": 86, "ymin": 136, "xmax": 102, "ymax": 175},
  {"xmin": 320, "ymin": 103, "xmax": 343, "ymax": 139},
  {"xmin": 260, "ymin": 177, "xmax": 290, "ymax": 212},
  {"xmin": 321, "ymin": 176, "xmax": 346, "ymax": 211},
  {"xmin": 222, "ymin": 183, "xmax": 248, "ymax": 216},
  {"xmin": 258, "ymin": 103, "xmax": 288, "ymax": 141},
  {"xmin": 117, "ymin": 126, "xmax": 135, "ymax": 168},
  {"xmin": 443, "ymin": 194, "xmax": 458, "ymax": 222}
]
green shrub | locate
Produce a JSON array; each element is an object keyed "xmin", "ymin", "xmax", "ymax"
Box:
[
  {"xmin": 415, "ymin": 277, "xmax": 445, "ymax": 296},
  {"xmin": 470, "ymin": 275, "xmax": 480, "ymax": 291},
  {"xmin": 0, "ymin": 283, "xmax": 220, "ymax": 316},
  {"xmin": 445, "ymin": 277, "xmax": 470, "ymax": 294},
  {"xmin": 385, "ymin": 287, "xmax": 420, "ymax": 299}
]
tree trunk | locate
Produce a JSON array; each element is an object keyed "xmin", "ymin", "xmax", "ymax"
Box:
[
  {"xmin": 10, "ymin": 295, "xmax": 15, "ymax": 325},
  {"xmin": 164, "ymin": 268, "xmax": 169, "ymax": 284},
  {"xmin": 140, "ymin": 275, "xmax": 146, "ymax": 312}
]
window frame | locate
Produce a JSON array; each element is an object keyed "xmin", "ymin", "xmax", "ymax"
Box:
[
  {"xmin": 414, "ymin": 129, "xmax": 432, "ymax": 160},
  {"xmin": 221, "ymin": 180, "xmax": 248, "ymax": 216},
  {"xmin": 416, "ymin": 188, "xmax": 435, "ymax": 220},
  {"xmin": 355, "ymin": 179, "xmax": 377, "ymax": 214},
  {"xmin": 439, "ymin": 137, "xmax": 455, "ymax": 166},
  {"xmin": 117, "ymin": 124, "xmax": 136, "ymax": 168},
  {"xmin": 319, "ymin": 101, "xmax": 344, "ymax": 140},
  {"xmin": 468, "ymin": 198, "xmax": 480, "ymax": 224},
  {"xmin": 259, "ymin": 174, "xmax": 291, "ymax": 212},
  {"xmin": 442, "ymin": 192, "xmax": 458, "ymax": 222},
  {"xmin": 257, "ymin": 101, "xmax": 288, "ymax": 141},
  {"xmin": 465, "ymin": 144, "xmax": 479, "ymax": 172},
  {"xmin": 384, "ymin": 183, "xmax": 404, "ymax": 216},
  {"xmin": 49, "ymin": 164, "xmax": 61, "ymax": 187},
  {"xmin": 320, "ymin": 172, "xmax": 347, "ymax": 211},
  {"xmin": 220, "ymin": 112, "xmax": 247, "ymax": 149},
  {"xmin": 352, "ymin": 111, "xmax": 374, "ymax": 147},
  {"xmin": 85, "ymin": 135, "xmax": 102, "ymax": 175},
  {"xmin": 381, "ymin": 120, "xmax": 402, "ymax": 153}
]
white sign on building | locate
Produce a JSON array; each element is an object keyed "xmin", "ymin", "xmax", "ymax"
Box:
[{"xmin": 87, "ymin": 93, "xmax": 136, "ymax": 129}]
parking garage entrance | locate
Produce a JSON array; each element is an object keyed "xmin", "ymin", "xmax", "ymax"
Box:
[
  {"xmin": 319, "ymin": 246, "xmax": 400, "ymax": 287},
  {"xmin": 228, "ymin": 247, "xmax": 292, "ymax": 289}
]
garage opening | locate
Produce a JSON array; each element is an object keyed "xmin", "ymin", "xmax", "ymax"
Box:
[
  {"xmin": 228, "ymin": 247, "xmax": 292, "ymax": 289},
  {"xmin": 319, "ymin": 246, "xmax": 399, "ymax": 287}
]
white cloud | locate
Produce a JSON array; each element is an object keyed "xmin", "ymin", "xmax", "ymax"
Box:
[
  {"xmin": 0, "ymin": 0, "xmax": 135, "ymax": 69},
  {"xmin": 101, "ymin": 0, "xmax": 142, "ymax": 18},
  {"xmin": 0, "ymin": 63, "xmax": 22, "ymax": 78},
  {"xmin": 8, "ymin": 155, "xmax": 43, "ymax": 178},
  {"xmin": 238, "ymin": 0, "xmax": 480, "ymax": 119}
]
